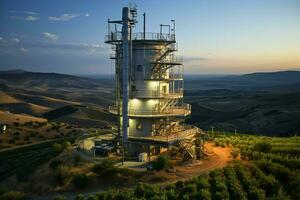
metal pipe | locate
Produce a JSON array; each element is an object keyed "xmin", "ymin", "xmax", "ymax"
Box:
[
  {"xmin": 122, "ymin": 7, "xmax": 131, "ymax": 142},
  {"xmin": 143, "ymin": 13, "xmax": 146, "ymax": 40}
]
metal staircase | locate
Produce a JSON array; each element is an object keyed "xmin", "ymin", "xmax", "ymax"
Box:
[
  {"xmin": 160, "ymin": 98, "xmax": 179, "ymax": 111},
  {"xmin": 177, "ymin": 140, "xmax": 194, "ymax": 159},
  {"xmin": 151, "ymin": 44, "xmax": 177, "ymax": 78}
]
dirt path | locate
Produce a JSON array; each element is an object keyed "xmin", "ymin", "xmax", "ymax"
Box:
[
  {"xmin": 30, "ymin": 143, "xmax": 232, "ymax": 200},
  {"xmin": 174, "ymin": 143, "xmax": 231, "ymax": 179}
]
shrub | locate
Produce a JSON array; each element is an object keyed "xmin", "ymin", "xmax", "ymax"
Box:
[
  {"xmin": 53, "ymin": 195, "xmax": 67, "ymax": 200},
  {"xmin": 0, "ymin": 191, "xmax": 27, "ymax": 200},
  {"xmin": 52, "ymin": 143, "xmax": 63, "ymax": 154},
  {"xmin": 152, "ymin": 155, "xmax": 170, "ymax": 171},
  {"xmin": 195, "ymin": 189, "xmax": 211, "ymax": 200},
  {"xmin": 62, "ymin": 141, "xmax": 71, "ymax": 150},
  {"xmin": 92, "ymin": 159, "xmax": 117, "ymax": 177},
  {"xmin": 254, "ymin": 142, "xmax": 272, "ymax": 153},
  {"xmin": 75, "ymin": 194, "xmax": 85, "ymax": 200},
  {"xmin": 73, "ymin": 174, "xmax": 88, "ymax": 189}
]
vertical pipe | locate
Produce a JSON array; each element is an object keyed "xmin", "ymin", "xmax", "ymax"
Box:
[
  {"xmin": 122, "ymin": 7, "xmax": 130, "ymax": 142},
  {"xmin": 143, "ymin": 13, "xmax": 146, "ymax": 40}
]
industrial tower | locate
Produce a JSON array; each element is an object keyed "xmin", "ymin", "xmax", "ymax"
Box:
[{"xmin": 106, "ymin": 7, "xmax": 204, "ymax": 161}]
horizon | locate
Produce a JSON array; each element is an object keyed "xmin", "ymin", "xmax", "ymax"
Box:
[
  {"xmin": 1, "ymin": 68, "xmax": 300, "ymax": 78},
  {"xmin": 0, "ymin": 0, "xmax": 300, "ymax": 74}
]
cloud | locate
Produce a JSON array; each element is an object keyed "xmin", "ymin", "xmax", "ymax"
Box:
[
  {"xmin": 23, "ymin": 11, "xmax": 38, "ymax": 15},
  {"xmin": 48, "ymin": 13, "xmax": 80, "ymax": 21},
  {"xmin": 184, "ymin": 56, "xmax": 210, "ymax": 62},
  {"xmin": 25, "ymin": 16, "xmax": 40, "ymax": 21},
  {"xmin": 12, "ymin": 38, "xmax": 20, "ymax": 43},
  {"xmin": 0, "ymin": 37, "xmax": 2, "ymax": 41},
  {"xmin": 43, "ymin": 32, "xmax": 58, "ymax": 41},
  {"xmin": 20, "ymin": 47, "xmax": 27, "ymax": 53},
  {"xmin": 85, "ymin": 13, "xmax": 90, "ymax": 17}
]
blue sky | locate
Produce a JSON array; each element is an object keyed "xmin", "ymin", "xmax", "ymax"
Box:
[{"xmin": 0, "ymin": 0, "xmax": 299, "ymax": 75}]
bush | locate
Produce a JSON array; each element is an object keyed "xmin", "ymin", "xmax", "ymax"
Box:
[
  {"xmin": 75, "ymin": 194, "xmax": 85, "ymax": 200},
  {"xmin": 92, "ymin": 159, "xmax": 118, "ymax": 177},
  {"xmin": 53, "ymin": 195, "xmax": 67, "ymax": 200},
  {"xmin": 73, "ymin": 174, "xmax": 88, "ymax": 189},
  {"xmin": 254, "ymin": 142, "xmax": 272, "ymax": 153},
  {"xmin": 0, "ymin": 191, "xmax": 27, "ymax": 200},
  {"xmin": 152, "ymin": 155, "xmax": 170, "ymax": 171},
  {"xmin": 195, "ymin": 189, "xmax": 211, "ymax": 200},
  {"xmin": 53, "ymin": 143, "xmax": 63, "ymax": 154}
]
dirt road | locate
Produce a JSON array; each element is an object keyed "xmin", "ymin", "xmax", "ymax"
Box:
[{"xmin": 31, "ymin": 143, "xmax": 232, "ymax": 200}]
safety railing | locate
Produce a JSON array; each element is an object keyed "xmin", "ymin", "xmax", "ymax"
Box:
[
  {"xmin": 105, "ymin": 32, "xmax": 176, "ymax": 43},
  {"xmin": 128, "ymin": 125, "xmax": 199, "ymax": 143},
  {"xmin": 108, "ymin": 103, "xmax": 191, "ymax": 117},
  {"xmin": 143, "ymin": 72, "xmax": 183, "ymax": 80},
  {"xmin": 150, "ymin": 55, "xmax": 183, "ymax": 65},
  {"xmin": 131, "ymin": 89, "xmax": 183, "ymax": 99}
]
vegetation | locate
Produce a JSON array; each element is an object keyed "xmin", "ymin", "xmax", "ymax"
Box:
[
  {"xmin": 0, "ymin": 137, "xmax": 76, "ymax": 181},
  {"xmin": 57, "ymin": 133, "xmax": 299, "ymax": 200},
  {"xmin": 152, "ymin": 155, "xmax": 170, "ymax": 171}
]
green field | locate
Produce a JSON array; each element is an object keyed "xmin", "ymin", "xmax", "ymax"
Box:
[{"xmin": 56, "ymin": 134, "xmax": 300, "ymax": 200}]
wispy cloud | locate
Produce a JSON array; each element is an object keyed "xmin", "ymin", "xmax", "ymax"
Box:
[
  {"xmin": 20, "ymin": 47, "xmax": 27, "ymax": 53},
  {"xmin": 12, "ymin": 38, "xmax": 20, "ymax": 43},
  {"xmin": 85, "ymin": 13, "xmax": 90, "ymax": 17},
  {"xmin": 0, "ymin": 37, "xmax": 3, "ymax": 41},
  {"xmin": 23, "ymin": 11, "xmax": 38, "ymax": 15},
  {"xmin": 25, "ymin": 16, "xmax": 40, "ymax": 21},
  {"xmin": 43, "ymin": 32, "xmax": 58, "ymax": 41},
  {"xmin": 184, "ymin": 56, "xmax": 210, "ymax": 62},
  {"xmin": 48, "ymin": 13, "xmax": 80, "ymax": 21}
]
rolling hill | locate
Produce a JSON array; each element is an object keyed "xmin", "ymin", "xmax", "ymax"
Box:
[{"xmin": 0, "ymin": 69, "xmax": 299, "ymax": 136}]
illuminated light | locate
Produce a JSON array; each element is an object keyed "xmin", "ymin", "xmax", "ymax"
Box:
[{"xmin": 149, "ymin": 81, "xmax": 159, "ymax": 89}]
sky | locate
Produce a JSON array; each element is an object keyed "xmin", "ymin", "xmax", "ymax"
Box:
[{"xmin": 0, "ymin": 0, "xmax": 299, "ymax": 75}]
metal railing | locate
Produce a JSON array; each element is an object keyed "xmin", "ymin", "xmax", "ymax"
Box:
[
  {"xmin": 131, "ymin": 89, "xmax": 183, "ymax": 99},
  {"xmin": 128, "ymin": 125, "xmax": 199, "ymax": 143},
  {"xmin": 105, "ymin": 32, "xmax": 176, "ymax": 42},
  {"xmin": 108, "ymin": 103, "xmax": 191, "ymax": 117},
  {"xmin": 150, "ymin": 55, "xmax": 183, "ymax": 65},
  {"xmin": 143, "ymin": 72, "xmax": 183, "ymax": 80}
]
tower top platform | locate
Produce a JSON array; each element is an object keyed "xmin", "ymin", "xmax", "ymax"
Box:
[{"xmin": 105, "ymin": 32, "xmax": 175, "ymax": 44}]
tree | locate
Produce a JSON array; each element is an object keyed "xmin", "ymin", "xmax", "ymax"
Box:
[{"xmin": 152, "ymin": 155, "xmax": 170, "ymax": 171}]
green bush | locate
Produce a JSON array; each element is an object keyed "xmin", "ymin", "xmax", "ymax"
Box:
[
  {"xmin": 52, "ymin": 143, "xmax": 63, "ymax": 154},
  {"xmin": 152, "ymin": 155, "xmax": 170, "ymax": 171},
  {"xmin": 195, "ymin": 189, "xmax": 211, "ymax": 200},
  {"xmin": 254, "ymin": 142, "xmax": 272, "ymax": 153}
]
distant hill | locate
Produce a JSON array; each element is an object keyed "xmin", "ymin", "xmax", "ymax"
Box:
[
  {"xmin": 0, "ymin": 69, "xmax": 109, "ymax": 89},
  {"xmin": 238, "ymin": 70, "xmax": 300, "ymax": 84}
]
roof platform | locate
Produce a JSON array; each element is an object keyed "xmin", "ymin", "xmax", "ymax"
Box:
[
  {"xmin": 105, "ymin": 32, "xmax": 176, "ymax": 44},
  {"xmin": 125, "ymin": 126, "xmax": 200, "ymax": 147}
]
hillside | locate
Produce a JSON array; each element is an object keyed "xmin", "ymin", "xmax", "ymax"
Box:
[
  {"xmin": 0, "ymin": 69, "xmax": 300, "ymax": 136},
  {"xmin": 0, "ymin": 70, "xmax": 115, "ymax": 129}
]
